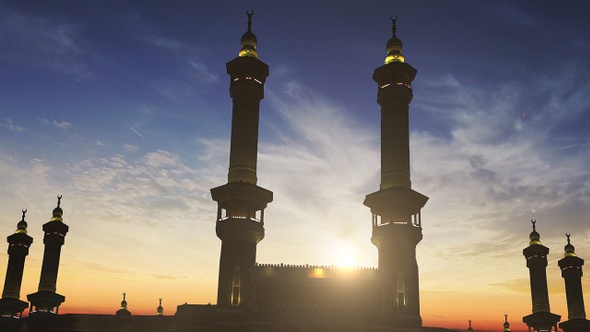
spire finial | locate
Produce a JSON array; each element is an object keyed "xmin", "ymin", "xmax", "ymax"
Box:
[
  {"xmin": 57, "ymin": 194, "xmax": 62, "ymax": 207},
  {"xmin": 566, "ymin": 233, "xmax": 571, "ymax": 245},
  {"xmin": 467, "ymin": 320, "xmax": 473, "ymax": 331},
  {"xmin": 21, "ymin": 208, "xmax": 27, "ymax": 220},
  {"xmin": 391, "ymin": 15, "xmax": 398, "ymax": 36},
  {"xmin": 123, "ymin": 292, "xmax": 126, "ymax": 300},
  {"xmin": 246, "ymin": 9, "xmax": 254, "ymax": 31},
  {"xmin": 505, "ymin": 314, "xmax": 508, "ymax": 323},
  {"xmin": 531, "ymin": 219, "xmax": 536, "ymax": 231}
]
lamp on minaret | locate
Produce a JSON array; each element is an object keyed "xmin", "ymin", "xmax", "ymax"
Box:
[
  {"xmin": 558, "ymin": 234, "xmax": 590, "ymax": 332},
  {"xmin": 522, "ymin": 220, "xmax": 560, "ymax": 332},
  {"xmin": 210, "ymin": 10, "xmax": 272, "ymax": 308},
  {"xmin": 27, "ymin": 195, "xmax": 68, "ymax": 315},
  {"xmin": 363, "ymin": 16, "xmax": 428, "ymax": 331},
  {"xmin": 0, "ymin": 209, "xmax": 33, "ymax": 319}
]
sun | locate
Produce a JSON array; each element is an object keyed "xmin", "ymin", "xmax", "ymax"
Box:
[{"xmin": 333, "ymin": 242, "xmax": 359, "ymax": 268}]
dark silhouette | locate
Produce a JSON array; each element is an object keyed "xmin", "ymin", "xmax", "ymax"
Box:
[
  {"xmin": 2, "ymin": 11, "xmax": 589, "ymax": 332},
  {"xmin": 558, "ymin": 234, "xmax": 590, "ymax": 332},
  {"xmin": 522, "ymin": 220, "xmax": 561, "ymax": 332},
  {"xmin": 0, "ymin": 209, "xmax": 33, "ymax": 319}
]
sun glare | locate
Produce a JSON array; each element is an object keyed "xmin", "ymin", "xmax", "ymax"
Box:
[{"xmin": 333, "ymin": 242, "xmax": 359, "ymax": 268}]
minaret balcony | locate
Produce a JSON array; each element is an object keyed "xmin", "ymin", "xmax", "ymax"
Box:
[{"xmin": 216, "ymin": 217, "xmax": 265, "ymax": 244}]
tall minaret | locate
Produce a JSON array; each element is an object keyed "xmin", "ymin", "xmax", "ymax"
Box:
[
  {"xmin": 558, "ymin": 234, "xmax": 590, "ymax": 332},
  {"xmin": 363, "ymin": 17, "xmax": 428, "ymax": 331},
  {"xmin": 0, "ymin": 209, "xmax": 33, "ymax": 318},
  {"xmin": 522, "ymin": 220, "xmax": 560, "ymax": 332},
  {"xmin": 27, "ymin": 195, "xmax": 69, "ymax": 314},
  {"xmin": 210, "ymin": 10, "xmax": 272, "ymax": 308}
]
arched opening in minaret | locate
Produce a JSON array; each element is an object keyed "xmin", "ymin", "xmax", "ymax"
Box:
[
  {"xmin": 397, "ymin": 271, "xmax": 407, "ymax": 310},
  {"xmin": 231, "ymin": 265, "xmax": 241, "ymax": 306}
]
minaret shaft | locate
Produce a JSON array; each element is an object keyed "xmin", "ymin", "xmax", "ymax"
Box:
[
  {"xmin": 561, "ymin": 260, "xmax": 586, "ymax": 319},
  {"xmin": 3, "ymin": 250, "xmax": 27, "ymax": 299},
  {"xmin": 38, "ymin": 237, "xmax": 65, "ymax": 292},
  {"xmin": 228, "ymin": 98, "xmax": 261, "ymax": 184},
  {"xmin": 379, "ymin": 86, "xmax": 412, "ymax": 190},
  {"xmin": 526, "ymin": 252, "xmax": 551, "ymax": 313}
]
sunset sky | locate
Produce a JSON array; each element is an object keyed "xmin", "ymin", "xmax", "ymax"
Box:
[{"xmin": 1, "ymin": 1, "xmax": 590, "ymax": 331}]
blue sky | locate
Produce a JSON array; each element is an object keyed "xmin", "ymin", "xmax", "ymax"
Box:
[{"xmin": 1, "ymin": 1, "xmax": 589, "ymax": 330}]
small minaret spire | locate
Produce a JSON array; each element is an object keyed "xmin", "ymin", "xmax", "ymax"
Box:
[
  {"xmin": 558, "ymin": 233, "xmax": 590, "ymax": 332},
  {"xmin": 522, "ymin": 220, "xmax": 560, "ymax": 332},
  {"xmin": 467, "ymin": 320, "xmax": 473, "ymax": 332},
  {"xmin": 27, "ymin": 195, "xmax": 69, "ymax": 315},
  {"xmin": 157, "ymin": 298, "xmax": 163, "ymax": 316},
  {"xmin": 116, "ymin": 292, "xmax": 131, "ymax": 316},
  {"xmin": 0, "ymin": 209, "xmax": 34, "ymax": 318},
  {"xmin": 503, "ymin": 314, "xmax": 511, "ymax": 332}
]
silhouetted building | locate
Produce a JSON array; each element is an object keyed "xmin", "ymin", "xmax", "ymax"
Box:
[
  {"xmin": 27, "ymin": 195, "xmax": 68, "ymax": 316},
  {"xmin": 0, "ymin": 210, "xmax": 33, "ymax": 319},
  {"xmin": 558, "ymin": 235, "xmax": 590, "ymax": 332},
  {"xmin": 523, "ymin": 221, "xmax": 561, "ymax": 332},
  {"xmin": 176, "ymin": 13, "xmax": 427, "ymax": 332},
  {"xmin": 1, "ymin": 11, "xmax": 588, "ymax": 332}
]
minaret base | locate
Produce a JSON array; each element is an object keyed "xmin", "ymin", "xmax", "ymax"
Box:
[
  {"xmin": 0, "ymin": 298, "xmax": 28, "ymax": 318},
  {"xmin": 560, "ymin": 318, "xmax": 590, "ymax": 332},
  {"xmin": 523, "ymin": 311, "xmax": 561, "ymax": 332},
  {"xmin": 27, "ymin": 290, "xmax": 65, "ymax": 315}
]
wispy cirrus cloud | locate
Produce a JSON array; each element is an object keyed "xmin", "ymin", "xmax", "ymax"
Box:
[
  {"xmin": 0, "ymin": 118, "xmax": 26, "ymax": 132},
  {"xmin": 0, "ymin": 8, "xmax": 93, "ymax": 78}
]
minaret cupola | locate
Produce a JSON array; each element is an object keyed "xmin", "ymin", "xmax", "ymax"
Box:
[
  {"xmin": 238, "ymin": 10, "xmax": 258, "ymax": 58},
  {"xmin": 116, "ymin": 292, "xmax": 131, "ymax": 316},
  {"xmin": 385, "ymin": 16, "xmax": 405, "ymax": 64},
  {"xmin": 529, "ymin": 220, "xmax": 541, "ymax": 245},
  {"xmin": 564, "ymin": 233, "xmax": 577, "ymax": 257},
  {"xmin": 16, "ymin": 209, "xmax": 28, "ymax": 234},
  {"xmin": 51, "ymin": 195, "xmax": 63, "ymax": 222}
]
